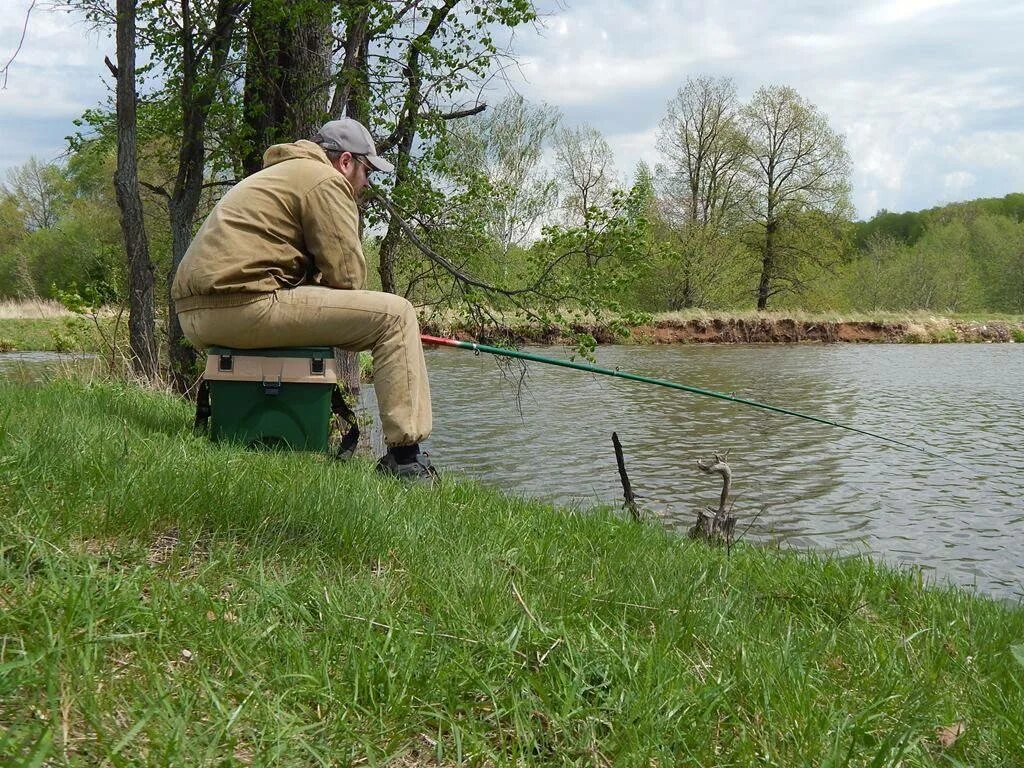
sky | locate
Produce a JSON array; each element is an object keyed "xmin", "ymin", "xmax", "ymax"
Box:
[{"xmin": 1, "ymin": 0, "xmax": 1021, "ymax": 219}]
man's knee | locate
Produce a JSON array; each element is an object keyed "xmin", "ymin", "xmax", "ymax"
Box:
[{"xmin": 381, "ymin": 294, "xmax": 417, "ymax": 330}]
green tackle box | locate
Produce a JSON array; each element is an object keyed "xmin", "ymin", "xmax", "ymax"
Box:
[{"xmin": 202, "ymin": 346, "xmax": 338, "ymax": 451}]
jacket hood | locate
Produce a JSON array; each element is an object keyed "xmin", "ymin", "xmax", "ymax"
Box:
[{"xmin": 262, "ymin": 140, "xmax": 331, "ymax": 169}]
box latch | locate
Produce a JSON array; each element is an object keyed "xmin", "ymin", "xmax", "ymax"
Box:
[
  {"xmin": 262, "ymin": 376, "xmax": 282, "ymax": 396},
  {"xmin": 310, "ymin": 357, "xmax": 325, "ymax": 375},
  {"xmin": 218, "ymin": 354, "xmax": 233, "ymax": 372}
]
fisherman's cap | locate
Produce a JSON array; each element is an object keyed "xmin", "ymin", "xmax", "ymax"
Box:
[{"xmin": 312, "ymin": 118, "xmax": 394, "ymax": 173}]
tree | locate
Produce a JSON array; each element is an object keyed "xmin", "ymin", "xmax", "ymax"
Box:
[
  {"xmin": 0, "ymin": 194, "xmax": 28, "ymax": 297},
  {"xmin": 372, "ymin": 1, "xmax": 539, "ymax": 294},
  {"xmin": 2, "ymin": 157, "xmax": 67, "ymax": 231},
  {"xmin": 658, "ymin": 76, "xmax": 745, "ymax": 232},
  {"xmin": 443, "ymin": 94, "xmax": 560, "ymax": 255},
  {"xmin": 241, "ymin": 0, "xmax": 332, "ymax": 175},
  {"xmin": 112, "ymin": 0, "xmax": 158, "ymax": 378},
  {"xmin": 738, "ymin": 85, "xmax": 852, "ymax": 310},
  {"xmin": 72, "ymin": 0, "xmax": 249, "ymax": 389},
  {"xmin": 969, "ymin": 213, "xmax": 1024, "ymax": 312},
  {"xmin": 655, "ymin": 76, "xmax": 746, "ymax": 307},
  {"xmin": 555, "ymin": 124, "xmax": 614, "ymax": 225}
]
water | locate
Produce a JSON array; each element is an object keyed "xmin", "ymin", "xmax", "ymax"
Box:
[
  {"xmin": 400, "ymin": 344, "xmax": 1022, "ymax": 599},
  {"xmin": 0, "ymin": 351, "xmax": 100, "ymax": 382},
  {"xmin": 4, "ymin": 345, "xmax": 1022, "ymax": 598}
]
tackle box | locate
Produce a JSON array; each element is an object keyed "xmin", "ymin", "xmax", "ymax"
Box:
[{"xmin": 202, "ymin": 346, "xmax": 338, "ymax": 451}]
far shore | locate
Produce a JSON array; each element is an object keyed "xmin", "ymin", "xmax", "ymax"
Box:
[
  {"xmin": 1, "ymin": 299, "xmax": 1023, "ymax": 353},
  {"xmin": 423, "ymin": 312, "xmax": 1024, "ymax": 346}
]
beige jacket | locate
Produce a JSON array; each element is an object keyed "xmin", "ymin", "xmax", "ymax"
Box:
[{"xmin": 172, "ymin": 140, "xmax": 365, "ymax": 311}]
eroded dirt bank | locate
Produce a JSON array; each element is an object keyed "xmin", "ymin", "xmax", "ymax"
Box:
[
  {"xmin": 421, "ymin": 317, "xmax": 1024, "ymax": 345},
  {"xmin": 633, "ymin": 318, "xmax": 1023, "ymax": 344}
]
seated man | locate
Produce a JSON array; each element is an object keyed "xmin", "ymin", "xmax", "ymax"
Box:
[{"xmin": 172, "ymin": 117, "xmax": 436, "ymax": 483}]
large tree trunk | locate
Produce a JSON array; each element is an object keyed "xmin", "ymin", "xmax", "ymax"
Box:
[
  {"xmin": 376, "ymin": 122, "xmax": 416, "ymax": 294},
  {"xmin": 242, "ymin": 0, "xmax": 332, "ymax": 175},
  {"xmin": 330, "ymin": 4, "xmax": 370, "ymax": 121},
  {"xmin": 113, "ymin": 0, "xmax": 157, "ymax": 380}
]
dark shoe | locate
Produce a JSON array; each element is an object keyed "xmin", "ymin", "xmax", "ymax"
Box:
[{"xmin": 376, "ymin": 451, "xmax": 439, "ymax": 487}]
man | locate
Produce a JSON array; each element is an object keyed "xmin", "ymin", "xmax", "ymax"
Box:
[{"xmin": 172, "ymin": 117, "xmax": 437, "ymax": 484}]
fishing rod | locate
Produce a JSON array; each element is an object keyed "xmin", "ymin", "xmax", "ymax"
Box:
[{"xmin": 420, "ymin": 333, "xmax": 969, "ymax": 470}]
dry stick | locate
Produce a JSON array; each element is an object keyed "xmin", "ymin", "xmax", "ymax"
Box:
[
  {"xmin": 693, "ymin": 453, "xmax": 737, "ymax": 543},
  {"xmin": 510, "ymin": 579, "xmax": 538, "ymax": 624},
  {"xmin": 612, "ymin": 432, "xmax": 642, "ymax": 522}
]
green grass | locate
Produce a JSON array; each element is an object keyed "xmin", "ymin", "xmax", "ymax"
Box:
[
  {"xmin": 1, "ymin": 379, "xmax": 1023, "ymax": 765},
  {"xmin": 0, "ymin": 316, "xmax": 111, "ymax": 353}
]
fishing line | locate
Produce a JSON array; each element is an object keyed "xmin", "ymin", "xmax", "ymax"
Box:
[{"xmin": 421, "ymin": 334, "xmax": 973, "ymax": 472}]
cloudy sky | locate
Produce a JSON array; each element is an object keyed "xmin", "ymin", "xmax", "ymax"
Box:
[{"xmin": 1, "ymin": 0, "xmax": 1021, "ymax": 218}]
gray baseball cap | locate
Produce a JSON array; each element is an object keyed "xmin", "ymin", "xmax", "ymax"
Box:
[{"xmin": 311, "ymin": 118, "xmax": 395, "ymax": 173}]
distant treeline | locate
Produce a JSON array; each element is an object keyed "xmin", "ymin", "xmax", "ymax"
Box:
[
  {"xmin": 854, "ymin": 193, "xmax": 1024, "ymax": 248},
  {"xmin": 833, "ymin": 193, "xmax": 1024, "ymax": 313}
]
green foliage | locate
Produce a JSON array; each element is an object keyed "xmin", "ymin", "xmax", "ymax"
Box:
[
  {"xmin": 835, "ymin": 212, "xmax": 1022, "ymax": 313},
  {"xmin": 855, "ymin": 209, "xmax": 927, "ymax": 248}
]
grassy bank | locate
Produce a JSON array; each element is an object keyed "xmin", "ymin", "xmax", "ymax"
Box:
[
  {"xmin": 0, "ymin": 316, "xmax": 113, "ymax": 354},
  {"xmin": 1, "ymin": 379, "xmax": 1022, "ymax": 765}
]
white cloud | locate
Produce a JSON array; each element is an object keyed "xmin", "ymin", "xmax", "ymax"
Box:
[
  {"xmin": 518, "ymin": 49, "xmax": 691, "ymax": 104},
  {"xmin": 0, "ymin": 5, "xmax": 112, "ymax": 170},
  {"xmin": 858, "ymin": 0, "xmax": 963, "ymax": 25},
  {"xmin": 944, "ymin": 131, "xmax": 1024, "ymax": 169},
  {"xmin": 943, "ymin": 171, "xmax": 976, "ymax": 193},
  {"xmin": 2, "ymin": 0, "xmax": 1021, "ymax": 217}
]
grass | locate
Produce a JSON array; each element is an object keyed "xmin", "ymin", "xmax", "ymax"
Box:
[
  {"xmin": 651, "ymin": 308, "xmax": 1024, "ymax": 325},
  {"xmin": 0, "ymin": 316, "xmax": 112, "ymax": 354},
  {"xmin": 0, "ymin": 299, "xmax": 78, "ymax": 320},
  {"xmin": 1, "ymin": 378, "xmax": 1023, "ymax": 765}
]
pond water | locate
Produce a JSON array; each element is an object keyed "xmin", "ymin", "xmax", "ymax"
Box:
[
  {"xmin": 0, "ymin": 350, "xmax": 100, "ymax": 382},
  {"xmin": 4, "ymin": 345, "xmax": 1022, "ymax": 599},
  {"xmin": 390, "ymin": 343, "xmax": 1022, "ymax": 599}
]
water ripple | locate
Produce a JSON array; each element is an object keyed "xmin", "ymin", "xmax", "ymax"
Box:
[{"xmin": 404, "ymin": 343, "xmax": 1024, "ymax": 599}]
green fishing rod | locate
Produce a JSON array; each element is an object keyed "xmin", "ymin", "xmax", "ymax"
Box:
[{"xmin": 421, "ymin": 333, "xmax": 968, "ymax": 470}]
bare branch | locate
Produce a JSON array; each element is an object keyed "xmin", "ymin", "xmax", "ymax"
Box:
[
  {"xmin": 1, "ymin": 0, "xmax": 37, "ymax": 89},
  {"xmin": 139, "ymin": 180, "xmax": 170, "ymax": 199},
  {"xmin": 433, "ymin": 103, "xmax": 487, "ymax": 120}
]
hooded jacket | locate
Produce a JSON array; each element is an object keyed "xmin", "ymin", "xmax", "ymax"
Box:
[{"xmin": 172, "ymin": 140, "xmax": 366, "ymax": 311}]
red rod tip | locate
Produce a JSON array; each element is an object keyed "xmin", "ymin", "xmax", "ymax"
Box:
[{"xmin": 420, "ymin": 334, "xmax": 461, "ymax": 347}]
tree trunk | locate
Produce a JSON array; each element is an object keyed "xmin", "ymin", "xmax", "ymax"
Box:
[
  {"xmin": 243, "ymin": 0, "xmax": 332, "ymax": 175},
  {"xmin": 376, "ymin": 124, "xmax": 416, "ymax": 294},
  {"xmin": 241, "ymin": 0, "xmax": 287, "ymax": 176},
  {"xmin": 165, "ymin": 0, "xmax": 243, "ymax": 394},
  {"xmin": 330, "ymin": 4, "xmax": 370, "ymax": 121},
  {"xmin": 757, "ymin": 219, "xmax": 776, "ymax": 311},
  {"xmin": 113, "ymin": 0, "xmax": 157, "ymax": 380},
  {"xmin": 167, "ymin": 202, "xmax": 199, "ymax": 391}
]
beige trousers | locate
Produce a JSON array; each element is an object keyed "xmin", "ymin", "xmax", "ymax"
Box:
[{"xmin": 178, "ymin": 287, "xmax": 432, "ymax": 447}]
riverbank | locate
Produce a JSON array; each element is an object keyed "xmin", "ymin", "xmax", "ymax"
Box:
[
  {"xmin": 1, "ymin": 378, "xmax": 1022, "ymax": 764},
  {"xmin": 2, "ymin": 306, "xmax": 1023, "ymax": 354},
  {"xmin": 424, "ymin": 311, "xmax": 1024, "ymax": 345}
]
